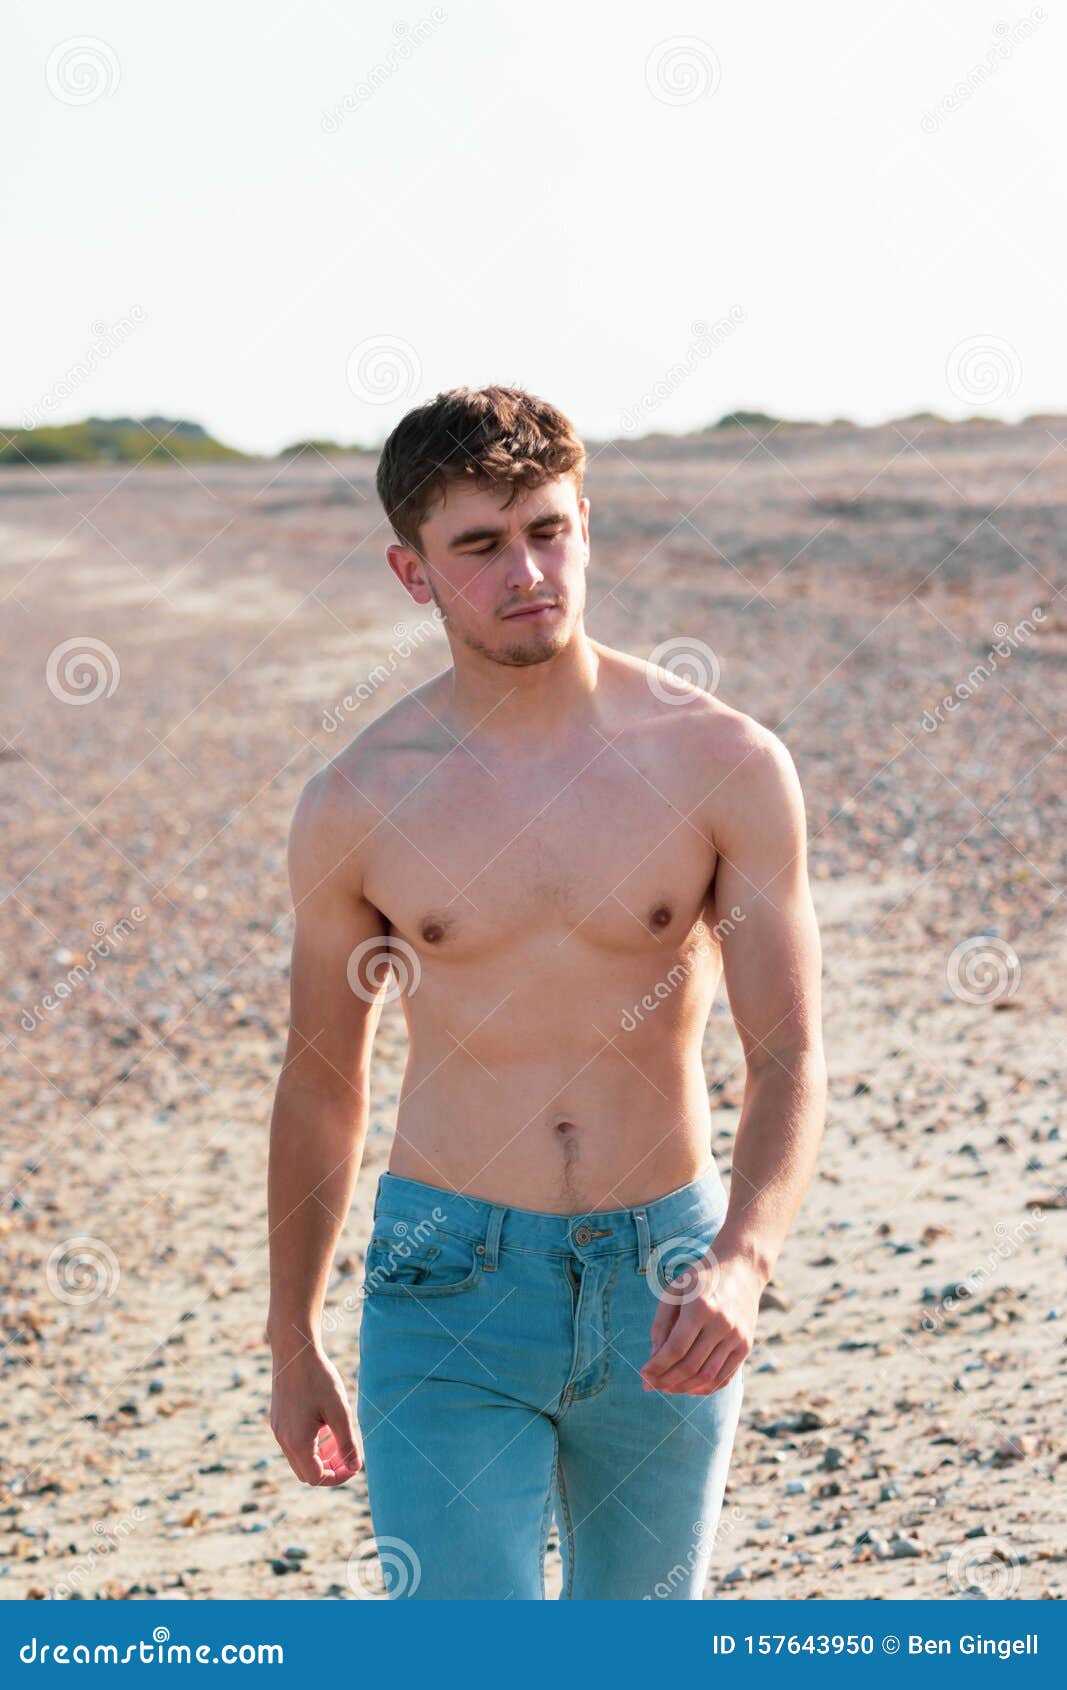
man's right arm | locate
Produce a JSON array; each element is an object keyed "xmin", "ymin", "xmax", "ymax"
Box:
[{"xmin": 266, "ymin": 759, "xmax": 389, "ymax": 1484}]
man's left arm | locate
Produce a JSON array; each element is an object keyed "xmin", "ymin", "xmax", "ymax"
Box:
[{"xmin": 642, "ymin": 725, "xmax": 827, "ymax": 1395}]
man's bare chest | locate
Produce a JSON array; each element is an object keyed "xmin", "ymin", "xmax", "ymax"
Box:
[{"xmin": 362, "ymin": 750, "xmax": 718, "ymax": 961}]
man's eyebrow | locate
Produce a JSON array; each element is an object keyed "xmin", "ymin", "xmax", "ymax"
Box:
[{"xmin": 447, "ymin": 511, "xmax": 568, "ymax": 549}]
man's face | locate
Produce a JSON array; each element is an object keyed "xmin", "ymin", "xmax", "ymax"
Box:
[{"xmin": 386, "ymin": 474, "xmax": 590, "ymax": 668}]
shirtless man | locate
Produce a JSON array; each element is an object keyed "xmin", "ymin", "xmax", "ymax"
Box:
[{"xmin": 266, "ymin": 385, "xmax": 826, "ymax": 1600}]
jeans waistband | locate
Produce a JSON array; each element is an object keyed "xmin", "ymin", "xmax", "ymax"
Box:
[{"xmin": 372, "ymin": 1162, "xmax": 728, "ymax": 1271}]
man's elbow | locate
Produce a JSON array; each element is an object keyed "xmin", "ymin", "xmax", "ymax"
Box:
[{"xmin": 745, "ymin": 1037, "xmax": 826, "ymax": 1091}]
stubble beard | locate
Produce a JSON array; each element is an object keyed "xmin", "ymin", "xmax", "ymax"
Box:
[{"xmin": 429, "ymin": 581, "xmax": 573, "ymax": 670}]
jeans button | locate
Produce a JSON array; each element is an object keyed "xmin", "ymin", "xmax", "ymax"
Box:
[{"xmin": 573, "ymin": 1225, "xmax": 593, "ymax": 1246}]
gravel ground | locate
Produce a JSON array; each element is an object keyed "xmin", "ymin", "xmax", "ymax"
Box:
[{"xmin": 0, "ymin": 418, "xmax": 1063, "ymax": 1599}]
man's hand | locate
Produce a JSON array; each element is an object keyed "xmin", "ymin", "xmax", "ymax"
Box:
[
  {"xmin": 270, "ymin": 1345, "xmax": 363, "ymax": 1485},
  {"xmin": 640, "ymin": 1250, "xmax": 764, "ymax": 1396}
]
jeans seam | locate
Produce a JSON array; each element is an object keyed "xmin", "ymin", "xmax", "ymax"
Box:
[
  {"xmin": 555, "ymin": 1435, "xmax": 575, "ymax": 1601},
  {"xmin": 538, "ymin": 1424, "xmax": 559, "ymax": 1600}
]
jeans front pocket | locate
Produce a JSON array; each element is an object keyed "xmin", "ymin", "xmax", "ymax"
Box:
[
  {"xmin": 646, "ymin": 1211, "xmax": 727, "ymax": 1303},
  {"xmin": 363, "ymin": 1213, "xmax": 484, "ymax": 1298}
]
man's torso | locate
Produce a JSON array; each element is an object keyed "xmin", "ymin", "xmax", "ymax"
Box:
[{"xmin": 339, "ymin": 645, "xmax": 751, "ymax": 1212}]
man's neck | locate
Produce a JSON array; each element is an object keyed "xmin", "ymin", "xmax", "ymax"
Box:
[{"xmin": 441, "ymin": 629, "xmax": 605, "ymax": 751}]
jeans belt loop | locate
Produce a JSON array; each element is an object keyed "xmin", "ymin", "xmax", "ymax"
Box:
[
  {"xmin": 632, "ymin": 1208, "xmax": 651, "ymax": 1275},
  {"xmin": 481, "ymin": 1206, "xmax": 505, "ymax": 1272}
]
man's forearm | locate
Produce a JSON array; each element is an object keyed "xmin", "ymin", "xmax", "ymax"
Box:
[
  {"xmin": 712, "ymin": 1047, "xmax": 827, "ymax": 1283},
  {"xmin": 266, "ymin": 1079, "xmax": 369, "ymax": 1356}
]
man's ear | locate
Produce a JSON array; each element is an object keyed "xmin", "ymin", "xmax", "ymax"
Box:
[{"xmin": 386, "ymin": 542, "xmax": 434, "ymax": 606}]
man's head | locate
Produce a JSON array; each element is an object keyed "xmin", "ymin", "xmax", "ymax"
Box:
[{"xmin": 377, "ymin": 385, "xmax": 590, "ymax": 669}]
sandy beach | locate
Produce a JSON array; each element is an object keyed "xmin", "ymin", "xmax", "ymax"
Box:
[{"xmin": 1, "ymin": 419, "xmax": 1063, "ymax": 1599}]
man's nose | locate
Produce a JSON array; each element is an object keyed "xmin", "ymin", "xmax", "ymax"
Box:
[{"xmin": 503, "ymin": 544, "xmax": 545, "ymax": 588}]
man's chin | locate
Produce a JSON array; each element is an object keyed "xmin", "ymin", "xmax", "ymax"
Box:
[{"xmin": 496, "ymin": 628, "xmax": 567, "ymax": 666}]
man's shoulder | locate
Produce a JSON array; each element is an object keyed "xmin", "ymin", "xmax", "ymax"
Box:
[
  {"xmin": 602, "ymin": 640, "xmax": 794, "ymax": 787},
  {"xmin": 290, "ymin": 674, "xmax": 451, "ymax": 863},
  {"xmin": 698, "ymin": 702, "xmax": 794, "ymax": 785}
]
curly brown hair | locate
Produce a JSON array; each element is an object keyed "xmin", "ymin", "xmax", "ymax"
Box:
[{"xmin": 375, "ymin": 385, "xmax": 586, "ymax": 554}]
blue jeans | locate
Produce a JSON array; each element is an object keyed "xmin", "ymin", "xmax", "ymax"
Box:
[{"xmin": 356, "ymin": 1162, "xmax": 744, "ymax": 1599}]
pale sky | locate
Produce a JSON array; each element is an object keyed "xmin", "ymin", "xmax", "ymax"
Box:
[{"xmin": 4, "ymin": 0, "xmax": 1065, "ymax": 455}]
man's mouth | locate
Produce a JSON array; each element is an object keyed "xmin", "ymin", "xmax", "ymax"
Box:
[{"xmin": 502, "ymin": 602, "xmax": 558, "ymax": 620}]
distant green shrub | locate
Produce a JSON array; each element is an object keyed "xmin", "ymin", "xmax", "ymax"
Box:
[
  {"xmin": 0, "ymin": 417, "xmax": 246, "ymax": 465},
  {"xmin": 277, "ymin": 438, "xmax": 376, "ymax": 458},
  {"xmin": 713, "ymin": 410, "xmax": 785, "ymax": 431}
]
